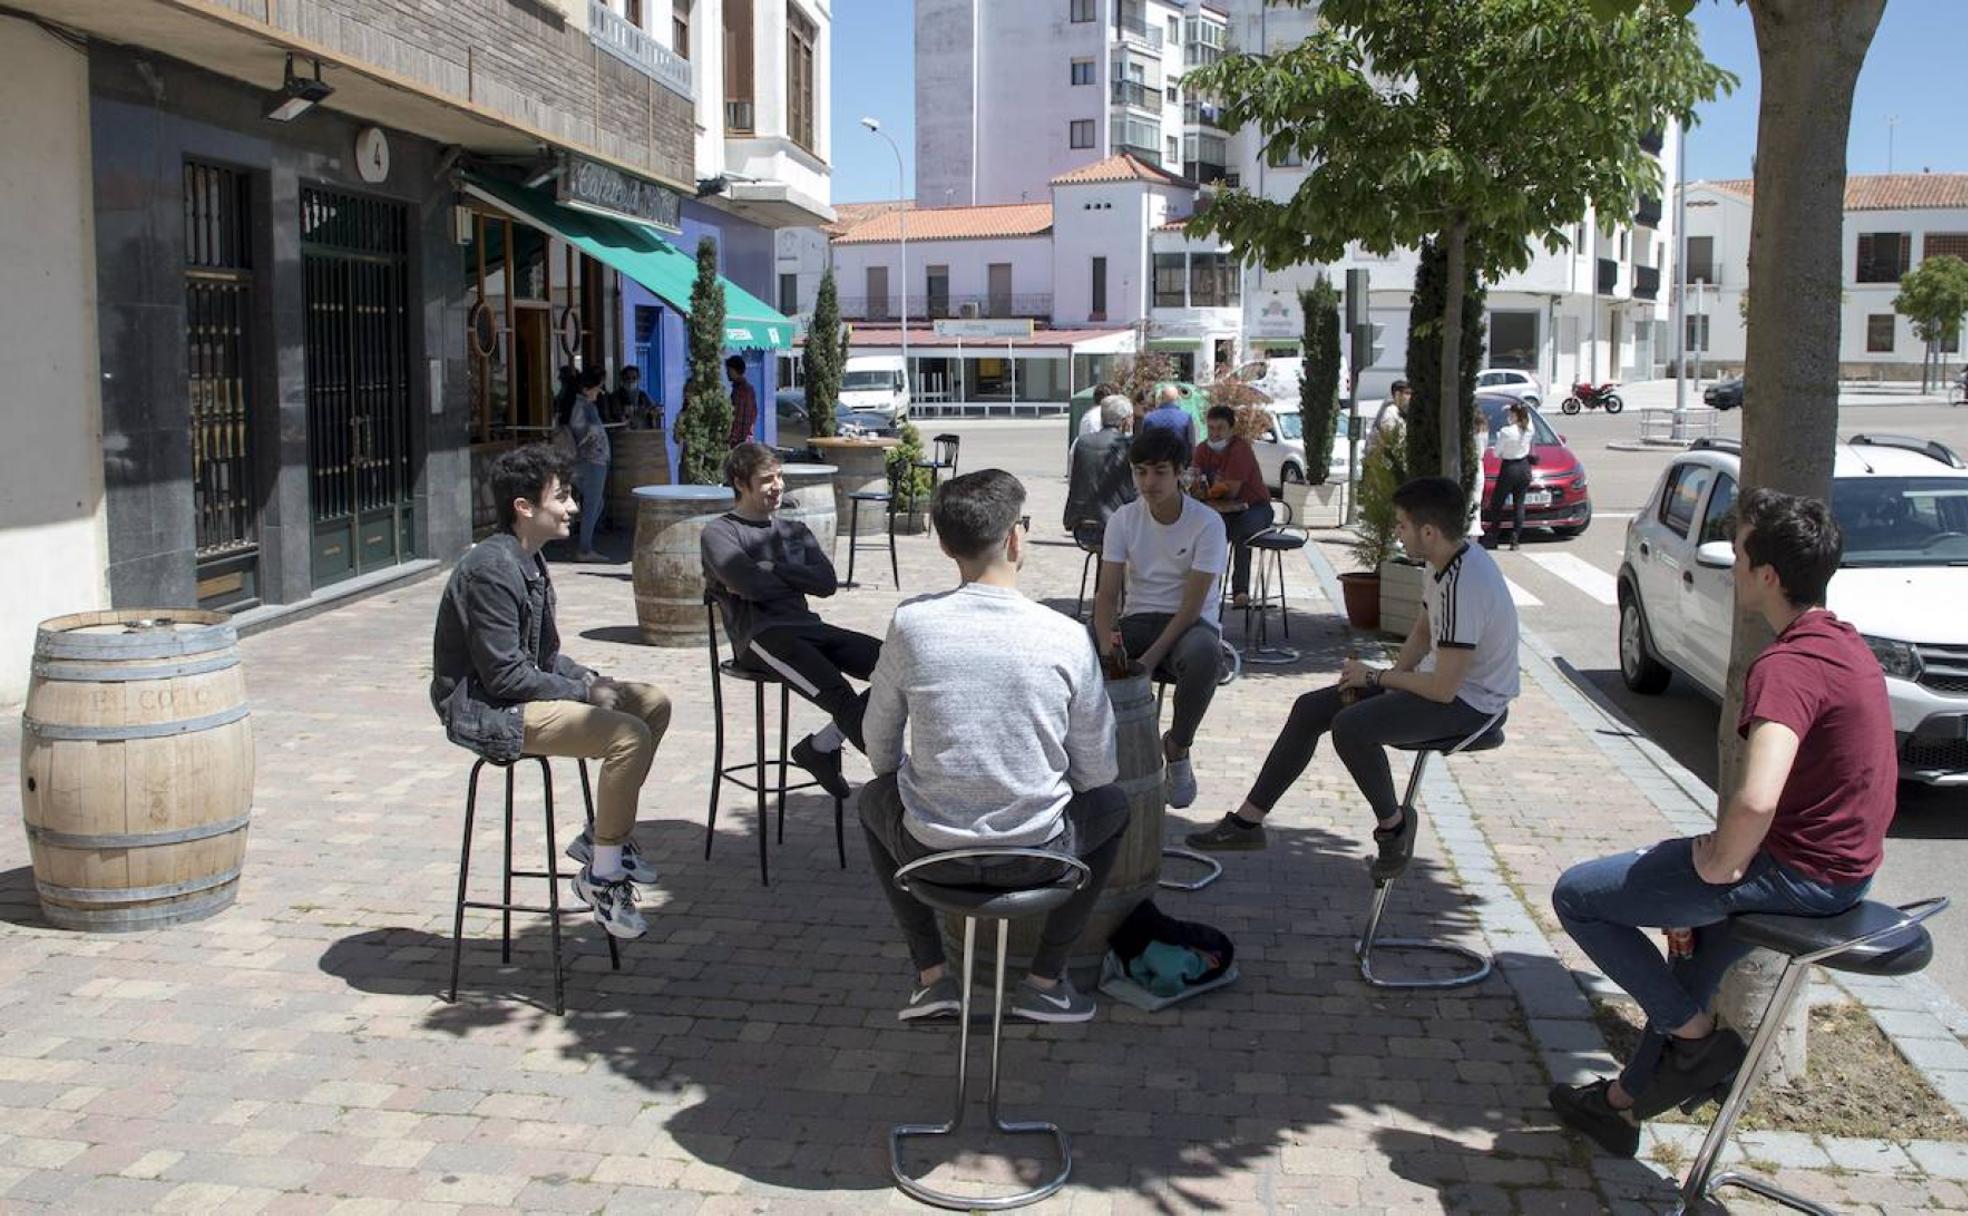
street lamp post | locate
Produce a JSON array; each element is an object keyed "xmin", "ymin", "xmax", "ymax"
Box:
[{"xmin": 861, "ymin": 117, "xmax": 908, "ymax": 398}]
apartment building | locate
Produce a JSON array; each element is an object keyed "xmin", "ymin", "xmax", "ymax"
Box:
[
  {"xmin": 1680, "ymin": 173, "xmax": 1968, "ymax": 380},
  {"xmin": 0, "ymin": 0, "xmax": 824, "ymax": 703}
]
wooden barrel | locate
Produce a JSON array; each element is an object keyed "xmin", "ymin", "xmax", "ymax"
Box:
[
  {"xmin": 941, "ymin": 669, "xmax": 1165, "ymax": 984},
  {"xmin": 19, "ymin": 610, "xmax": 254, "ymax": 932},
  {"xmin": 632, "ymin": 485, "xmax": 736, "ymax": 646},
  {"xmin": 606, "ymin": 429, "xmax": 671, "ymax": 527},
  {"xmin": 779, "ymin": 462, "xmax": 839, "ymax": 562},
  {"xmin": 810, "ymin": 438, "xmax": 898, "ymax": 536}
]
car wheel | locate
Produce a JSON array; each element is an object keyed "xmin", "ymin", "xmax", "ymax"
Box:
[
  {"xmin": 1560, "ymin": 396, "xmax": 1582, "ymax": 415},
  {"xmin": 1281, "ymin": 462, "xmax": 1306, "ymax": 486},
  {"xmin": 1619, "ymin": 592, "xmax": 1672, "ymax": 695},
  {"xmin": 1523, "ymin": 394, "xmax": 1540, "ymax": 409}
]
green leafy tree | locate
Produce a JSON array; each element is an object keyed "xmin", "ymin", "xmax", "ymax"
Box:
[
  {"xmin": 1183, "ymin": 0, "xmax": 1729, "ymax": 484},
  {"xmin": 1299, "ymin": 281, "xmax": 1341, "ymax": 484},
  {"xmin": 803, "ymin": 267, "xmax": 844, "ymax": 437},
  {"xmin": 1894, "ymin": 254, "xmax": 1968, "ymax": 390},
  {"xmin": 1404, "ymin": 240, "xmax": 1487, "ymax": 514},
  {"xmin": 672, "ymin": 236, "xmax": 732, "ymax": 484}
]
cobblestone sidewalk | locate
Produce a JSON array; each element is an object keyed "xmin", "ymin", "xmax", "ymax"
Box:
[{"xmin": 0, "ymin": 456, "xmax": 1960, "ymax": 1213}]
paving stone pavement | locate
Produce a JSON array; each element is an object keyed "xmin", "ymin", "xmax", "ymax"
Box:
[{"xmin": 0, "ymin": 444, "xmax": 1961, "ymax": 1213}]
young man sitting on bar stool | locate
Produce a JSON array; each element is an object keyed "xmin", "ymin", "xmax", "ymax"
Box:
[
  {"xmin": 1548, "ymin": 489, "xmax": 1895, "ymax": 1156},
  {"xmin": 429, "ymin": 445, "xmax": 672, "ymax": 939},
  {"xmin": 1186, "ymin": 477, "xmax": 1518, "ymax": 875},
  {"xmin": 860, "ymin": 470, "xmax": 1130, "ymax": 1024},
  {"xmin": 701, "ymin": 443, "xmax": 882, "ymax": 800}
]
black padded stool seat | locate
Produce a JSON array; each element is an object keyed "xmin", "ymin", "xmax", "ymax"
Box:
[
  {"xmin": 889, "ymin": 848, "xmax": 1090, "ymax": 1210},
  {"xmin": 1733, "ymin": 901, "xmax": 1936, "ymax": 974},
  {"xmin": 1673, "ymin": 896, "xmax": 1947, "ymax": 1216},
  {"xmin": 1396, "ymin": 724, "xmax": 1507, "ymax": 755},
  {"xmin": 1248, "ymin": 530, "xmax": 1306, "ymax": 551}
]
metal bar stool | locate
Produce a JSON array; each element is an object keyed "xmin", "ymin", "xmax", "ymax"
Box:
[
  {"xmin": 915, "ymin": 433, "xmax": 961, "ymax": 510},
  {"xmin": 1240, "ymin": 527, "xmax": 1306, "ymax": 666},
  {"xmin": 844, "ymin": 459, "xmax": 906, "ymax": 590},
  {"xmin": 1147, "ymin": 664, "xmax": 1236, "ymax": 894},
  {"xmin": 889, "ymin": 848, "xmax": 1089, "ymax": 1211},
  {"xmin": 1071, "ymin": 522, "xmax": 1105, "ymax": 621},
  {"xmin": 1356, "ymin": 711, "xmax": 1507, "ymax": 989},
  {"xmin": 1673, "ymin": 896, "xmax": 1948, "ymax": 1215},
  {"xmin": 447, "ymin": 754, "xmax": 621, "ymax": 1017},
  {"xmin": 704, "ymin": 601, "xmax": 846, "ymax": 886}
]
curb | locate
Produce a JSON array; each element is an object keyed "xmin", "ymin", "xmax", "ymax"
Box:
[{"xmin": 1295, "ymin": 534, "xmax": 1968, "ymax": 1172}]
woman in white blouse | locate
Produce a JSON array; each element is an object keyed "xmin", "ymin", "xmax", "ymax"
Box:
[{"xmin": 1486, "ymin": 401, "xmax": 1536, "ymax": 549}]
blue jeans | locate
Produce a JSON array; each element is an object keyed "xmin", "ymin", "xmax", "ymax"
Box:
[
  {"xmin": 573, "ymin": 461, "xmax": 608, "ymax": 552},
  {"xmin": 1553, "ymin": 838, "xmax": 1867, "ymax": 1096}
]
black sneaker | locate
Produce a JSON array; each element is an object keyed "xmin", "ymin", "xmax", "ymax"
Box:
[
  {"xmin": 1549, "ymin": 1079, "xmax": 1641, "ymax": 1158},
  {"xmin": 790, "ymin": 735, "xmax": 851, "ymax": 801},
  {"xmin": 1009, "ymin": 975, "xmax": 1096, "ymax": 1023},
  {"xmin": 898, "ymin": 974, "xmax": 962, "ymax": 1022},
  {"xmin": 1631, "ymin": 1028, "xmax": 1748, "ymax": 1120},
  {"xmin": 1185, "ymin": 813, "xmax": 1269, "ymax": 852},
  {"xmin": 1369, "ymin": 807, "xmax": 1421, "ymax": 883}
]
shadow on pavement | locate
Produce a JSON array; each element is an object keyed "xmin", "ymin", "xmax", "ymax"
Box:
[
  {"xmin": 0, "ymin": 865, "xmax": 49, "ymax": 930},
  {"xmin": 577, "ymin": 625, "xmax": 652, "ymax": 647},
  {"xmin": 319, "ymin": 811, "xmax": 1592, "ymax": 1206}
]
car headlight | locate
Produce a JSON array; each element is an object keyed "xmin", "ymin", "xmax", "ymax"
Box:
[{"xmin": 1862, "ymin": 635, "xmax": 1923, "ymax": 681}]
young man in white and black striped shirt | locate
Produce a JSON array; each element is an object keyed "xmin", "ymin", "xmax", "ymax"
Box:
[{"xmin": 1187, "ymin": 477, "xmax": 1518, "ymax": 880}]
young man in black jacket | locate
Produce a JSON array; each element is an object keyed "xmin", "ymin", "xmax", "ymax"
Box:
[
  {"xmin": 701, "ymin": 443, "xmax": 881, "ymax": 799},
  {"xmin": 430, "ymin": 445, "xmax": 671, "ymax": 939}
]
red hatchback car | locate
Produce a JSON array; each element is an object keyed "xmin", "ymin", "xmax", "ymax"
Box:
[{"xmin": 1478, "ymin": 392, "xmax": 1592, "ymax": 537}]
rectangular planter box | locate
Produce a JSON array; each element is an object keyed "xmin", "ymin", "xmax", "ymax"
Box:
[{"xmin": 1378, "ymin": 557, "xmax": 1427, "ymax": 639}]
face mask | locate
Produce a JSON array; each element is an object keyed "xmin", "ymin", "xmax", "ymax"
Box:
[{"xmin": 1206, "ymin": 438, "xmax": 1229, "ymax": 452}]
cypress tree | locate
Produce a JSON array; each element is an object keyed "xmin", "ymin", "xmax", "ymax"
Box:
[
  {"xmin": 1299, "ymin": 279, "xmax": 1341, "ymax": 484},
  {"xmin": 673, "ymin": 235, "xmax": 733, "ymax": 484},
  {"xmin": 804, "ymin": 267, "xmax": 843, "ymax": 437},
  {"xmin": 1404, "ymin": 238, "xmax": 1486, "ymax": 512}
]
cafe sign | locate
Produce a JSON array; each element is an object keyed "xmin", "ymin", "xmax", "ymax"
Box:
[{"xmin": 558, "ymin": 154, "xmax": 682, "ymax": 232}]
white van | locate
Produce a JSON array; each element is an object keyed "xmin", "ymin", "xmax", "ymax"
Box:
[{"xmin": 839, "ymin": 355, "xmax": 910, "ymax": 423}]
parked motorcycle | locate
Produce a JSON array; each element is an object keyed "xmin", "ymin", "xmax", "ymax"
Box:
[{"xmin": 1560, "ymin": 382, "xmax": 1624, "ymax": 415}]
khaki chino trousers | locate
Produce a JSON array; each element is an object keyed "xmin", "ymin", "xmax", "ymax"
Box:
[{"xmin": 520, "ymin": 682, "xmax": 672, "ymax": 845}]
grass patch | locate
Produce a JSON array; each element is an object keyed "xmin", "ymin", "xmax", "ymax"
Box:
[{"xmin": 1594, "ymin": 1000, "xmax": 1968, "ymax": 1142}]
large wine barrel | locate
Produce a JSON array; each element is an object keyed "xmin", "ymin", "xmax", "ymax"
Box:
[
  {"xmin": 632, "ymin": 485, "xmax": 736, "ymax": 646},
  {"xmin": 809, "ymin": 438, "xmax": 898, "ymax": 536},
  {"xmin": 941, "ymin": 668, "xmax": 1165, "ymax": 984},
  {"xmin": 779, "ymin": 462, "xmax": 839, "ymax": 562},
  {"xmin": 19, "ymin": 610, "xmax": 255, "ymax": 931},
  {"xmin": 605, "ymin": 429, "xmax": 671, "ymax": 528}
]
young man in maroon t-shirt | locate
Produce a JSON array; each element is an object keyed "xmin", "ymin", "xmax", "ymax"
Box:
[{"xmin": 1547, "ymin": 488, "xmax": 1896, "ymax": 1157}]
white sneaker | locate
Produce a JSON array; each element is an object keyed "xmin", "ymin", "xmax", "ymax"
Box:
[
  {"xmin": 1164, "ymin": 754, "xmax": 1198, "ymax": 809},
  {"xmin": 566, "ymin": 830, "xmax": 659, "ymax": 886},
  {"xmin": 571, "ymin": 867, "xmax": 648, "ymax": 939}
]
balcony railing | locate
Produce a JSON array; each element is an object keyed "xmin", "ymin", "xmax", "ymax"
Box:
[
  {"xmin": 1114, "ymin": 142, "xmax": 1162, "ymax": 166},
  {"xmin": 1115, "ymin": 16, "xmax": 1164, "ymax": 50},
  {"xmin": 1632, "ymin": 264, "xmax": 1660, "ymax": 300},
  {"xmin": 1634, "ymin": 195, "xmax": 1662, "ymax": 228},
  {"xmin": 724, "ymin": 99, "xmax": 754, "ymax": 133},
  {"xmin": 1597, "ymin": 257, "xmax": 1619, "ymax": 295},
  {"xmin": 589, "ymin": 1, "xmax": 694, "ymax": 100},
  {"xmin": 1184, "ymin": 43, "xmax": 1222, "ymax": 68},
  {"xmin": 838, "ymin": 293, "xmax": 1054, "ymax": 321},
  {"xmin": 1183, "ymin": 100, "xmax": 1228, "ymax": 129},
  {"xmin": 1112, "ymin": 80, "xmax": 1163, "ymax": 112}
]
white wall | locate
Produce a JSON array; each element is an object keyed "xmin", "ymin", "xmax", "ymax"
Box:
[
  {"xmin": 1841, "ymin": 205, "xmax": 1968, "ymax": 369},
  {"xmin": 694, "ymin": 0, "xmax": 834, "ymax": 221},
  {"xmin": 916, "ymin": 0, "xmax": 981, "ymax": 207},
  {"xmin": 1051, "ymin": 181, "xmax": 1155, "ymax": 324},
  {"xmin": 0, "ymin": 17, "xmax": 109, "ymax": 706},
  {"xmin": 830, "ymin": 236, "xmax": 1054, "ymax": 311}
]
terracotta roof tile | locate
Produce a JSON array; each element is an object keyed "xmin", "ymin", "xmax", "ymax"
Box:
[
  {"xmin": 1051, "ymin": 152, "xmax": 1193, "ymax": 187},
  {"xmin": 1695, "ymin": 173, "xmax": 1968, "ymax": 211},
  {"xmin": 832, "ymin": 202, "xmax": 1053, "ymax": 244}
]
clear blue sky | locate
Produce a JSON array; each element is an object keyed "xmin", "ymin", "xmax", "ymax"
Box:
[{"xmin": 828, "ymin": 0, "xmax": 1958, "ymax": 204}]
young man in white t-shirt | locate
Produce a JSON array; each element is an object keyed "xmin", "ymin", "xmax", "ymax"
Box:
[
  {"xmin": 1187, "ymin": 476, "xmax": 1519, "ymax": 880},
  {"xmin": 1094, "ymin": 425, "xmax": 1230, "ymax": 809}
]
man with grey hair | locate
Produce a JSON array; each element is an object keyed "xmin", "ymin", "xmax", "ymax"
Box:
[
  {"xmin": 1064, "ymin": 394, "xmax": 1138, "ymax": 546},
  {"xmin": 1141, "ymin": 383, "xmax": 1197, "ymax": 450}
]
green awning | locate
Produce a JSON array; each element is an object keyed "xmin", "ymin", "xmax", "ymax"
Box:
[{"xmin": 463, "ymin": 173, "xmax": 794, "ymax": 350}]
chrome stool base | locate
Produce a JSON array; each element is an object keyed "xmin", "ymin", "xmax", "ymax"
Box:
[
  {"xmin": 1356, "ymin": 876, "xmax": 1493, "ymax": 990},
  {"xmin": 1158, "ymin": 847, "xmax": 1222, "ymax": 892}
]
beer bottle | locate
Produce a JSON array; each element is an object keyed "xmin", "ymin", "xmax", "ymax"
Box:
[
  {"xmin": 1338, "ymin": 648, "xmax": 1361, "ymax": 706},
  {"xmin": 1103, "ymin": 631, "xmax": 1132, "ymax": 681}
]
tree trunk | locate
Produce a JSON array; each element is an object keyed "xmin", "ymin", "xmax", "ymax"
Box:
[
  {"xmin": 1716, "ymin": 0, "xmax": 1886, "ymax": 1076},
  {"xmin": 1439, "ymin": 218, "xmax": 1468, "ymax": 486}
]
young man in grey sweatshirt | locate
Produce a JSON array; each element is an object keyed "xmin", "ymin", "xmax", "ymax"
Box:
[
  {"xmin": 701, "ymin": 443, "xmax": 882, "ymax": 799},
  {"xmin": 860, "ymin": 469, "xmax": 1131, "ymax": 1024}
]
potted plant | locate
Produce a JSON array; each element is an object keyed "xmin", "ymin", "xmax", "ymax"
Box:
[
  {"xmin": 1342, "ymin": 433, "xmax": 1401, "ymax": 630},
  {"xmin": 886, "ymin": 419, "xmax": 934, "ymax": 534}
]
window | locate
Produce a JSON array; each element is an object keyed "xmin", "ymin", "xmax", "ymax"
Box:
[
  {"xmin": 624, "ymin": 0, "xmax": 643, "ymax": 25},
  {"xmin": 1166, "ymin": 135, "xmax": 1179, "ymax": 164},
  {"xmin": 1070, "ymin": 0, "xmax": 1094, "ymax": 21},
  {"xmin": 723, "ymin": 1, "xmax": 755, "ymax": 132},
  {"xmin": 1856, "ymin": 232, "xmax": 1911, "ymax": 283},
  {"xmin": 673, "ymin": 1, "xmax": 690, "ymax": 59},
  {"xmin": 1619, "ymin": 231, "xmax": 1630, "ymax": 261},
  {"xmin": 1069, "ymin": 119, "xmax": 1095, "ymax": 149},
  {"xmin": 1189, "ymin": 252, "xmax": 1240, "ymax": 307},
  {"xmin": 866, "ymin": 266, "xmax": 889, "ymax": 320},
  {"xmin": 1070, "ymin": 59, "xmax": 1094, "ymax": 86},
  {"xmin": 1686, "ymin": 235, "xmax": 1715, "ymax": 283},
  {"xmin": 1168, "ymin": 16, "xmax": 1180, "ymax": 43},
  {"xmin": 1686, "ymin": 313, "xmax": 1709, "ymax": 353},
  {"xmin": 1925, "ymin": 233, "xmax": 1968, "ymax": 262},
  {"xmin": 1154, "ymin": 252, "xmax": 1187, "ymax": 308},
  {"xmin": 787, "ymin": 5, "xmax": 818, "ymax": 152},
  {"xmin": 778, "ymin": 273, "xmax": 798, "ymax": 316},
  {"xmin": 1091, "ymin": 256, "xmax": 1108, "ymax": 318},
  {"xmin": 1659, "ymin": 462, "xmax": 1714, "ymax": 539},
  {"xmin": 1867, "ymin": 313, "xmax": 1896, "ymax": 352},
  {"xmin": 987, "ymin": 263, "xmax": 1013, "ymax": 316},
  {"xmin": 925, "ymin": 265, "xmax": 949, "ymax": 317},
  {"xmin": 1699, "ymin": 475, "xmax": 1738, "ymax": 548},
  {"xmin": 1166, "ymin": 79, "xmax": 1178, "ymax": 103}
]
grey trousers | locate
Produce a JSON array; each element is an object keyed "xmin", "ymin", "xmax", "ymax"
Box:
[{"xmin": 1119, "ymin": 613, "xmax": 1221, "ymax": 749}]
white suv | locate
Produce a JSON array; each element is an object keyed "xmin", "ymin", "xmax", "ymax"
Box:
[
  {"xmin": 1618, "ymin": 434, "xmax": 1968, "ymax": 786},
  {"xmin": 1476, "ymin": 367, "xmax": 1544, "ymax": 407}
]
